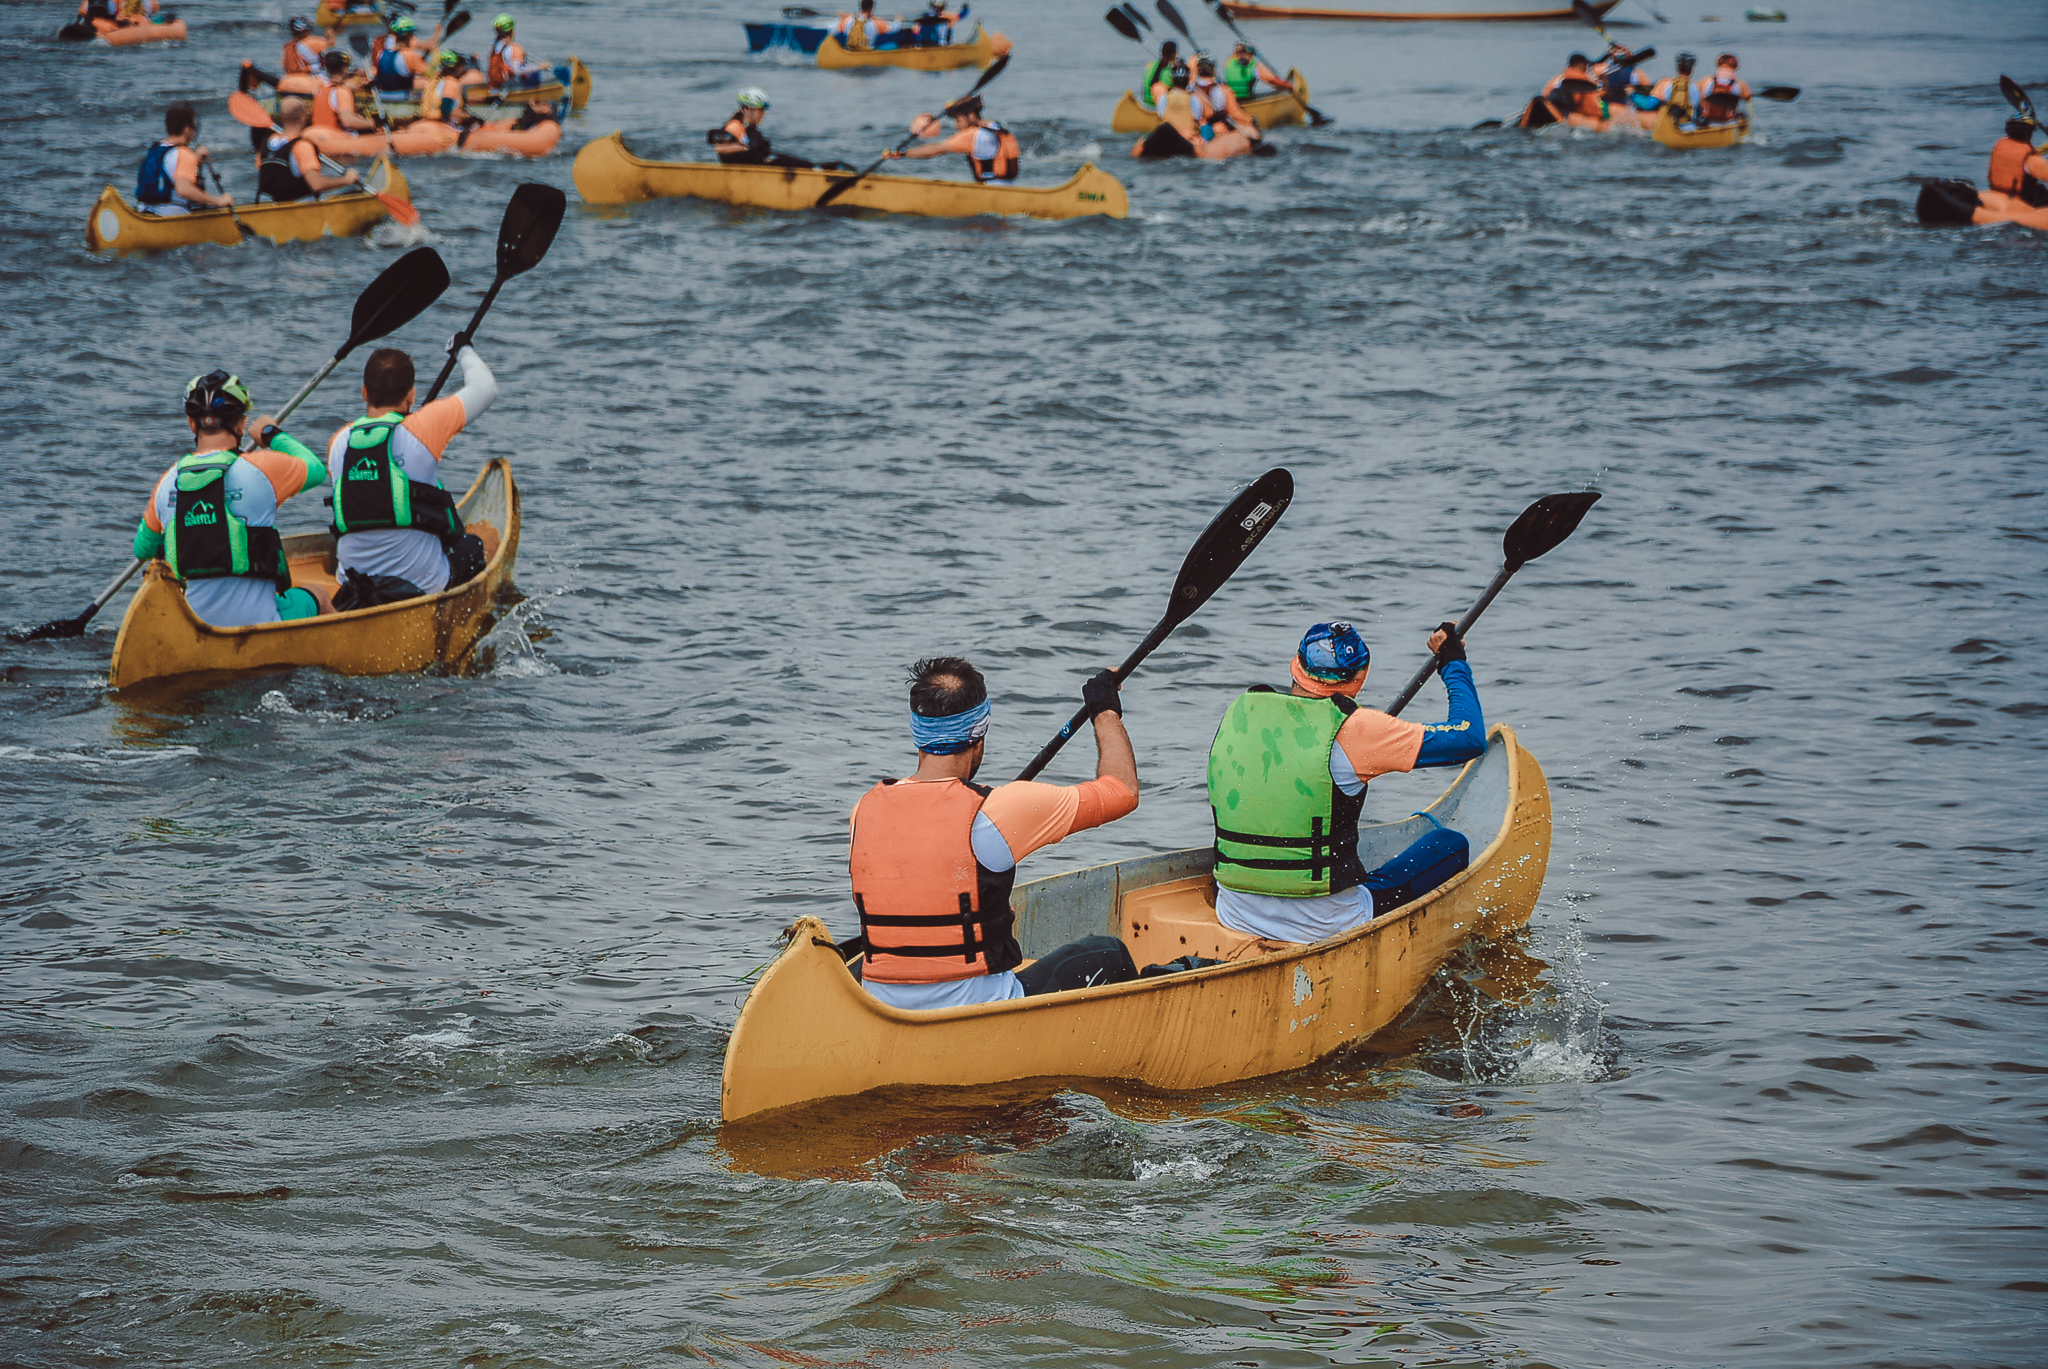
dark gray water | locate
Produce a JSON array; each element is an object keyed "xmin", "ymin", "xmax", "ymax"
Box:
[{"xmin": 3, "ymin": 0, "xmax": 2045, "ymax": 1364}]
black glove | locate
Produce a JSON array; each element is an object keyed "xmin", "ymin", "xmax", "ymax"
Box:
[
  {"xmin": 258, "ymin": 424, "xmax": 282, "ymax": 449},
  {"xmin": 1082, "ymin": 669, "xmax": 1123, "ymax": 721},
  {"xmin": 1434, "ymin": 621, "xmax": 1466, "ymax": 666},
  {"xmin": 446, "ymin": 331, "xmax": 473, "ymax": 355}
]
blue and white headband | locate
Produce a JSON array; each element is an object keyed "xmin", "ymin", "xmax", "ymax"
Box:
[{"xmin": 909, "ymin": 697, "xmax": 992, "ymax": 754}]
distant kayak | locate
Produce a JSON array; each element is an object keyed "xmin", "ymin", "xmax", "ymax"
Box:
[
  {"xmin": 303, "ymin": 116, "xmax": 563, "ymax": 160},
  {"xmin": 60, "ymin": 15, "xmax": 187, "ymax": 44},
  {"xmin": 1916, "ymin": 178, "xmax": 2048, "ymax": 233},
  {"xmin": 572, "ymin": 131, "xmax": 1128, "ymax": 221},
  {"xmin": 815, "ymin": 25, "xmax": 1009, "ymax": 70},
  {"xmin": 1111, "ymin": 71, "xmax": 1309, "ymax": 133}
]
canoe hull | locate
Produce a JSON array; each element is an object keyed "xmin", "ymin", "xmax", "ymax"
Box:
[
  {"xmin": 98, "ymin": 17, "xmax": 187, "ymax": 44},
  {"xmin": 1651, "ymin": 105, "xmax": 1749, "ymax": 148},
  {"xmin": 347, "ymin": 56, "xmax": 590, "ymax": 117},
  {"xmin": 108, "ymin": 460, "xmax": 520, "ymax": 689},
  {"xmin": 745, "ymin": 21, "xmax": 828, "ymax": 54},
  {"xmin": 1220, "ymin": 0, "xmax": 1617, "ymax": 17},
  {"xmin": 720, "ymin": 725, "xmax": 1550, "ymax": 1122},
  {"xmin": 815, "ymin": 26, "xmax": 1007, "ymax": 70},
  {"xmin": 85, "ymin": 158, "xmax": 407, "ymax": 252},
  {"xmin": 1111, "ymin": 70, "xmax": 1308, "ymax": 132},
  {"xmin": 313, "ymin": 3, "xmax": 387, "ymax": 28},
  {"xmin": 572, "ymin": 131, "xmax": 1129, "ymax": 220}
]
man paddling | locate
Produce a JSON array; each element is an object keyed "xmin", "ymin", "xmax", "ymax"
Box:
[
  {"xmin": 886, "ymin": 95, "xmax": 1020, "ymax": 184},
  {"xmin": 708, "ymin": 88, "xmax": 835, "ymax": 170},
  {"xmin": 1694, "ymin": 53, "xmax": 1750, "ymax": 125},
  {"xmin": 1540, "ymin": 54, "xmax": 1606, "ymax": 125},
  {"xmin": 281, "ymin": 17, "xmax": 329, "ymax": 78},
  {"xmin": 368, "ymin": 15, "xmax": 430, "ymax": 105},
  {"xmin": 260, "ymin": 98, "xmax": 361, "ymax": 202},
  {"xmin": 315, "ymin": 49, "xmax": 380, "ymax": 134},
  {"xmin": 1203, "ymin": 621, "xmax": 1486, "ymax": 953},
  {"xmin": 848, "ymin": 657, "xmax": 1143, "ymax": 1010},
  {"xmin": 323, "ymin": 344, "xmax": 497, "ymax": 609},
  {"xmin": 1191, "ymin": 55, "xmax": 1262, "ymax": 146},
  {"xmin": 1989, "ymin": 117, "xmax": 2048, "ymax": 209},
  {"xmin": 136, "ymin": 105, "xmax": 232, "ymax": 217},
  {"xmin": 1221, "ymin": 40, "xmax": 1292, "ymax": 103},
  {"xmin": 133, "ymin": 372, "xmax": 330, "ymax": 628},
  {"xmin": 488, "ymin": 13, "xmax": 546, "ymax": 89}
]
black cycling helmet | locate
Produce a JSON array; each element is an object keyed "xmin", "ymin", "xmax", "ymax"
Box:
[
  {"xmin": 1195, "ymin": 55, "xmax": 1216, "ymax": 77},
  {"xmin": 184, "ymin": 370, "xmax": 253, "ymax": 422},
  {"xmin": 1170, "ymin": 59, "xmax": 1190, "ymax": 86}
]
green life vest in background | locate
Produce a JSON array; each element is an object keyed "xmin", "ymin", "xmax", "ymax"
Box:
[
  {"xmin": 330, "ymin": 413, "xmax": 463, "ymax": 544},
  {"xmin": 1207, "ymin": 687, "xmax": 1368, "ymax": 897},
  {"xmin": 1142, "ymin": 59, "xmax": 1172, "ymax": 107},
  {"xmin": 1224, "ymin": 56, "xmax": 1258, "ymax": 100},
  {"xmin": 162, "ymin": 450, "xmax": 289, "ymax": 589}
]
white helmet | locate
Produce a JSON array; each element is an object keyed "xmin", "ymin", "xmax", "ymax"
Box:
[{"xmin": 737, "ymin": 87, "xmax": 770, "ymax": 110}]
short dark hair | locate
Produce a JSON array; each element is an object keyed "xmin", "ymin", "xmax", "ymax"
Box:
[
  {"xmin": 908, "ymin": 656, "xmax": 987, "ymax": 718},
  {"xmin": 2009, "ymin": 119, "xmax": 2037, "ymax": 142},
  {"xmin": 165, "ymin": 103, "xmax": 196, "ymax": 136},
  {"xmin": 323, "ymin": 48, "xmax": 350, "ymax": 73},
  {"xmin": 1567, "ymin": 53, "xmax": 1589, "ymax": 68},
  {"xmin": 362, "ymin": 348, "xmax": 415, "ymax": 409}
]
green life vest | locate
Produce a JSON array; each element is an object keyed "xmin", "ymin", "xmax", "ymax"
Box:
[
  {"xmin": 1142, "ymin": 59, "xmax": 1171, "ymax": 107},
  {"xmin": 330, "ymin": 413, "xmax": 464, "ymax": 544},
  {"xmin": 1224, "ymin": 56, "xmax": 1258, "ymax": 100},
  {"xmin": 161, "ymin": 450, "xmax": 289, "ymax": 590},
  {"xmin": 1207, "ymin": 687, "xmax": 1368, "ymax": 897}
]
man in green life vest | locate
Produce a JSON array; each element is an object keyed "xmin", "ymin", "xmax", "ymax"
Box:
[
  {"xmin": 133, "ymin": 371, "xmax": 331, "ymax": 627},
  {"xmin": 1205, "ymin": 620, "xmax": 1486, "ymax": 948},
  {"xmin": 1222, "ymin": 40, "xmax": 1296, "ymax": 103},
  {"xmin": 322, "ymin": 342, "xmax": 497, "ymax": 610},
  {"xmin": 1139, "ymin": 39, "xmax": 1178, "ymax": 111}
]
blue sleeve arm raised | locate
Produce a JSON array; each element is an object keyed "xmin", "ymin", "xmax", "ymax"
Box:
[{"xmin": 1414, "ymin": 659, "xmax": 1486, "ymax": 767}]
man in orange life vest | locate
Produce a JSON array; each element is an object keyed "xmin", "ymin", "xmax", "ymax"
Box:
[
  {"xmin": 848, "ymin": 658, "xmax": 1143, "ymax": 1011},
  {"xmin": 314, "ymin": 48, "xmax": 380, "ymax": 134},
  {"xmin": 885, "ymin": 95, "xmax": 1020, "ymax": 185},
  {"xmin": 1989, "ymin": 118, "xmax": 2048, "ymax": 209},
  {"xmin": 1694, "ymin": 53, "xmax": 1750, "ymax": 125}
]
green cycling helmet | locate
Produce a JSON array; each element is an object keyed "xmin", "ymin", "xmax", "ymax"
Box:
[
  {"xmin": 390, "ymin": 15, "xmax": 415, "ymax": 33},
  {"xmin": 437, "ymin": 48, "xmax": 462, "ymax": 69},
  {"xmin": 184, "ymin": 370, "xmax": 252, "ymax": 421},
  {"xmin": 492, "ymin": 12, "xmax": 514, "ymax": 31}
]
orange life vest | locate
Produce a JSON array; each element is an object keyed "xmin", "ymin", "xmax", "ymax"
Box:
[
  {"xmin": 849, "ymin": 778, "xmax": 1021, "ymax": 985},
  {"xmin": 282, "ymin": 36, "xmax": 327, "ymax": 75},
  {"xmin": 1989, "ymin": 136, "xmax": 2046, "ymax": 204},
  {"xmin": 487, "ymin": 37, "xmax": 524, "ymax": 89},
  {"xmin": 1699, "ymin": 73, "xmax": 1743, "ymax": 122},
  {"xmin": 966, "ymin": 120, "xmax": 1021, "ymax": 183},
  {"xmin": 312, "ymin": 79, "xmax": 347, "ymax": 130}
]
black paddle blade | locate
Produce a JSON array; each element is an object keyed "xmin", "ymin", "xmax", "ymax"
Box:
[
  {"xmin": 497, "ymin": 183, "xmax": 566, "ymax": 277},
  {"xmin": 966, "ymin": 51, "xmax": 1010, "ymax": 96},
  {"xmin": 1756, "ymin": 85, "xmax": 1800, "ymax": 102},
  {"xmin": 1628, "ymin": 45, "xmax": 1655, "ymax": 64},
  {"xmin": 344, "ymin": 246, "xmax": 451, "ymax": 356},
  {"xmin": 1122, "ymin": 2, "xmax": 1153, "ymax": 29},
  {"xmin": 1106, "ymin": 7, "xmax": 1142, "ymax": 41},
  {"xmin": 1999, "ymin": 75, "xmax": 2037, "ymax": 121},
  {"xmin": 1502, "ymin": 491, "xmax": 1602, "ymax": 570},
  {"xmin": 1571, "ymin": 0, "xmax": 1602, "ymax": 24},
  {"xmin": 8, "ymin": 612, "xmax": 89, "ymax": 643},
  {"xmin": 1156, "ymin": 0, "xmax": 1194, "ymax": 41},
  {"xmin": 443, "ymin": 11, "xmax": 471, "ymax": 39},
  {"xmin": 1165, "ymin": 468, "xmax": 1293, "ymax": 629}
]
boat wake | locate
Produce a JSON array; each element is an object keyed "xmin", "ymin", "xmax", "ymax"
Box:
[
  {"xmin": 471, "ymin": 595, "xmax": 559, "ymax": 679},
  {"xmin": 367, "ymin": 219, "xmax": 436, "ymax": 250}
]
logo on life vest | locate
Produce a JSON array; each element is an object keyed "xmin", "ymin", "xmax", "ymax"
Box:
[
  {"xmin": 1241, "ymin": 501, "xmax": 1272, "ymax": 531},
  {"xmin": 183, "ymin": 500, "xmax": 220, "ymax": 527},
  {"xmin": 348, "ymin": 455, "xmax": 381, "ymax": 481}
]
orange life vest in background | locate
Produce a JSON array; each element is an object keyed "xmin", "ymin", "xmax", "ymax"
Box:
[
  {"xmin": 488, "ymin": 37, "xmax": 525, "ymax": 88},
  {"xmin": 1988, "ymin": 136, "xmax": 2047, "ymax": 205},
  {"xmin": 849, "ymin": 779, "xmax": 1021, "ymax": 984}
]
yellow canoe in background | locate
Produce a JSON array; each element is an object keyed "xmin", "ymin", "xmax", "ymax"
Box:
[
  {"xmin": 815, "ymin": 25, "xmax": 1008, "ymax": 70},
  {"xmin": 1110, "ymin": 70, "xmax": 1309, "ymax": 133},
  {"xmin": 85, "ymin": 158, "xmax": 408, "ymax": 253},
  {"xmin": 109, "ymin": 460, "xmax": 519, "ymax": 689},
  {"xmin": 721, "ymin": 725, "xmax": 1550, "ymax": 1122},
  {"xmin": 573, "ymin": 132, "xmax": 1128, "ymax": 221}
]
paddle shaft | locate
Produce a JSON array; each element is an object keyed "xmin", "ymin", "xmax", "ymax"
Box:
[
  {"xmin": 817, "ymin": 53, "xmax": 1009, "ymax": 207},
  {"xmin": 1014, "ymin": 617, "xmax": 1172, "ymax": 782},
  {"xmin": 1381, "ymin": 562, "xmax": 1515, "ymax": 718},
  {"xmin": 423, "ymin": 274, "xmax": 505, "ymax": 402},
  {"xmin": 201, "ymin": 159, "xmax": 254, "ymax": 234},
  {"xmin": 1202, "ymin": 0, "xmax": 1328, "ymax": 123}
]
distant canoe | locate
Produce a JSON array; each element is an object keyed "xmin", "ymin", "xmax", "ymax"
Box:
[
  {"xmin": 1220, "ymin": 0, "xmax": 1619, "ymax": 19},
  {"xmin": 572, "ymin": 131, "xmax": 1128, "ymax": 221},
  {"xmin": 1111, "ymin": 70, "xmax": 1308, "ymax": 132},
  {"xmin": 85, "ymin": 157, "xmax": 407, "ymax": 252},
  {"xmin": 266, "ymin": 57, "xmax": 590, "ymax": 119},
  {"xmin": 109, "ymin": 460, "xmax": 519, "ymax": 690},
  {"xmin": 744, "ymin": 21, "xmax": 828, "ymax": 53},
  {"xmin": 313, "ymin": 2, "xmax": 388, "ymax": 28},
  {"xmin": 815, "ymin": 25, "xmax": 1008, "ymax": 70},
  {"xmin": 1650, "ymin": 104, "xmax": 1748, "ymax": 148},
  {"xmin": 720, "ymin": 725, "xmax": 1551, "ymax": 1123}
]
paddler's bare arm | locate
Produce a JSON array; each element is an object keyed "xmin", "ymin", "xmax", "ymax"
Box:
[{"xmin": 1092, "ymin": 711, "xmax": 1138, "ymax": 799}]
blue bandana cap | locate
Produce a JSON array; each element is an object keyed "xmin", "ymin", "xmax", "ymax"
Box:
[
  {"xmin": 909, "ymin": 697, "xmax": 992, "ymax": 754},
  {"xmin": 1298, "ymin": 621, "xmax": 1370, "ymax": 681}
]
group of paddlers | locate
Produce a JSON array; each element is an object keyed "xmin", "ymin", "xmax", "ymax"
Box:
[
  {"xmin": 265, "ymin": 10, "xmax": 562, "ymax": 126},
  {"xmin": 136, "ymin": 343, "xmax": 500, "ymax": 627},
  {"xmin": 830, "ymin": 0, "xmax": 966, "ymax": 50},
  {"xmin": 1132, "ymin": 38, "xmax": 1299, "ymax": 158},
  {"xmin": 708, "ymin": 88, "xmax": 1019, "ymax": 184},
  {"xmin": 847, "ymin": 624, "xmax": 1485, "ymax": 1009},
  {"xmin": 1528, "ymin": 45, "xmax": 1749, "ymax": 131}
]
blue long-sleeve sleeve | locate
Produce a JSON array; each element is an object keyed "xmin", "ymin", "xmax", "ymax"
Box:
[{"xmin": 1414, "ymin": 659, "xmax": 1485, "ymax": 767}]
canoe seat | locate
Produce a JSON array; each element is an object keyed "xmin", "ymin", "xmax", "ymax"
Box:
[{"xmin": 1118, "ymin": 873, "xmax": 1286, "ymax": 966}]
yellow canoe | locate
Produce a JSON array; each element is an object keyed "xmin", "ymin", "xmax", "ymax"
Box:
[
  {"xmin": 109, "ymin": 460, "xmax": 519, "ymax": 690},
  {"xmin": 313, "ymin": 2, "xmax": 387, "ymax": 28},
  {"xmin": 573, "ymin": 131, "xmax": 1128, "ymax": 221},
  {"xmin": 85, "ymin": 158, "xmax": 407, "ymax": 253},
  {"xmin": 1111, "ymin": 70, "xmax": 1309, "ymax": 133},
  {"xmin": 720, "ymin": 724, "xmax": 1550, "ymax": 1122},
  {"xmin": 815, "ymin": 25, "xmax": 1007, "ymax": 70},
  {"xmin": 1651, "ymin": 104, "xmax": 1749, "ymax": 149},
  {"xmin": 335, "ymin": 55, "xmax": 592, "ymax": 117}
]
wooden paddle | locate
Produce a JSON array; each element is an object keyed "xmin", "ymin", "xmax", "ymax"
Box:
[
  {"xmin": 1196, "ymin": 0, "xmax": 1330, "ymax": 126},
  {"xmin": 814, "ymin": 52, "xmax": 1010, "ymax": 208},
  {"xmin": 1016, "ymin": 468, "xmax": 1294, "ymax": 781},
  {"xmin": 1382, "ymin": 491, "xmax": 1602, "ymax": 718},
  {"xmin": 227, "ymin": 89, "xmax": 421, "ymax": 225},
  {"xmin": 421, "ymin": 184, "xmax": 566, "ymax": 402},
  {"xmin": 6, "ymin": 248, "xmax": 450, "ymax": 645}
]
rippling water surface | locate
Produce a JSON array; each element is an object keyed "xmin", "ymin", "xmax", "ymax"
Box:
[{"xmin": 3, "ymin": 0, "xmax": 2045, "ymax": 1364}]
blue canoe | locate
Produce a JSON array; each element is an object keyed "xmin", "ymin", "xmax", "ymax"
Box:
[{"xmin": 744, "ymin": 21, "xmax": 828, "ymax": 53}]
